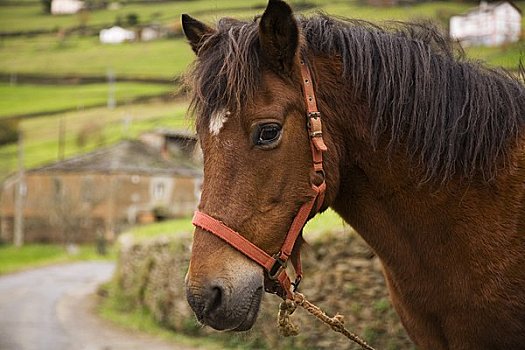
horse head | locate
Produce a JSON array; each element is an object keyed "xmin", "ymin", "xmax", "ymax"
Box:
[{"xmin": 182, "ymin": 0, "xmax": 335, "ymax": 331}]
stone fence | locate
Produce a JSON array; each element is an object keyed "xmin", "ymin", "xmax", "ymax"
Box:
[{"xmin": 112, "ymin": 229, "xmax": 414, "ymax": 349}]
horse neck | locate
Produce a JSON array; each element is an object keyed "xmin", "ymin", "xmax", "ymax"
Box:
[{"xmin": 313, "ymin": 54, "xmax": 525, "ymax": 272}]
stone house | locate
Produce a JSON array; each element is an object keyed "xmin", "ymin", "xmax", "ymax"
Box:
[
  {"xmin": 450, "ymin": 1, "xmax": 522, "ymax": 46},
  {"xmin": 0, "ymin": 140, "xmax": 202, "ymax": 244}
]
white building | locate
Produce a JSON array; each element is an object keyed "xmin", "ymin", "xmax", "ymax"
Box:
[
  {"xmin": 140, "ymin": 27, "xmax": 162, "ymax": 42},
  {"xmin": 51, "ymin": 0, "xmax": 84, "ymax": 15},
  {"xmin": 99, "ymin": 26, "xmax": 136, "ymax": 44},
  {"xmin": 450, "ymin": 1, "xmax": 522, "ymax": 46}
]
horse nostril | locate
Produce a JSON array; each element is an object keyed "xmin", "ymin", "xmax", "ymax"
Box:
[
  {"xmin": 186, "ymin": 281, "xmax": 228, "ymax": 321},
  {"xmin": 205, "ymin": 284, "xmax": 224, "ymax": 315}
]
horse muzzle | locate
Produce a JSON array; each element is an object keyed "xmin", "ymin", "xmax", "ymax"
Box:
[{"xmin": 185, "ymin": 274, "xmax": 264, "ymax": 331}]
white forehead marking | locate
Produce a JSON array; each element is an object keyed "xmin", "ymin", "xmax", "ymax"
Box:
[{"xmin": 209, "ymin": 109, "xmax": 231, "ymax": 136}]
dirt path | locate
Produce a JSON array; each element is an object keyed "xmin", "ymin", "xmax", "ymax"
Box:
[{"xmin": 0, "ymin": 262, "xmax": 201, "ymax": 350}]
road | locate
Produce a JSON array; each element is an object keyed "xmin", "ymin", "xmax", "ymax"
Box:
[{"xmin": 0, "ymin": 262, "xmax": 198, "ymax": 350}]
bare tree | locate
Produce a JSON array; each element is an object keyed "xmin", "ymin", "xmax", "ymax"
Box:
[{"xmin": 46, "ymin": 176, "xmax": 107, "ymax": 246}]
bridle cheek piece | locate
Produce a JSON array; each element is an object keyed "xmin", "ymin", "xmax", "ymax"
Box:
[{"xmin": 192, "ymin": 57, "xmax": 327, "ymax": 300}]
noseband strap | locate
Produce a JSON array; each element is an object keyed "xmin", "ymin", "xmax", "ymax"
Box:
[{"xmin": 192, "ymin": 57, "xmax": 327, "ymax": 300}]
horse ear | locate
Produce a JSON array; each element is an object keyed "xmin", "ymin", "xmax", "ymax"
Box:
[
  {"xmin": 181, "ymin": 14, "xmax": 215, "ymax": 55},
  {"xmin": 258, "ymin": 0, "xmax": 299, "ymax": 74}
]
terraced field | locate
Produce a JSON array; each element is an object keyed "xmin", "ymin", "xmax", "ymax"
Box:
[{"xmin": 1, "ymin": 0, "xmax": 523, "ymax": 180}]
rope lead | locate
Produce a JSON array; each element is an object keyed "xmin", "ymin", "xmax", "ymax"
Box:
[{"xmin": 277, "ymin": 292, "xmax": 377, "ymax": 350}]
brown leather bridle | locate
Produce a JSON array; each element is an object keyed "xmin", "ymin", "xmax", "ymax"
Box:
[{"xmin": 192, "ymin": 57, "xmax": 327, "ymax": 300}]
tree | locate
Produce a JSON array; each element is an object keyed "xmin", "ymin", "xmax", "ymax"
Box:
[
  {"xmin": 0, "ymin": 120, "xmax": 20, "ymax": 146},
  {"xmin": 41, "ymin": 0, "xmax": 52, "ymax": 14},
  {"xmin": 127, "ymin": 13, "xmax": 140, "ymax": 27},
  {"xmin": 46, "ymin": 176, "xmax": 108, "ymax": 245},
  {"xmin": 75, "ymin": 122, "xmax": 104, "ymax": 150},
  {"xmin": 77, "ymin": 9, "xmax": 90, "ymax": 35}
]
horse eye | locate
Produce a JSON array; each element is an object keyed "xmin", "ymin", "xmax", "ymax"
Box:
[{"xmin": 253, "ymin": 123, "xmax": 282, "ymax": 147}]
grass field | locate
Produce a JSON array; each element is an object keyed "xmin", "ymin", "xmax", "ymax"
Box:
[
  {"xmin": 127, "ymin": 216, "xmax": 194, "ymax": 240},
  {"xmin": 0, "ymin": 100, "xmax": 191, "ymax": 178},
  {"xmin": 0, "ymin": 1, "xmax": 523, "ymax": 80},
  {"xmin": 465, "ymin": 44, "xmax": 525, "ymax": 70},
  {"xmin": 0, "ymin": 36, "xmax": 194, "ymax": 79},
  {"xmin": 2, "ymin": 1, "xmax": 524, "ymax": 33},
  {"xmin": 1, "ymin": 33, "xmax": 521, "ymax": 84},
  {"xmin": 0, "ymin": 243, "xmax": 115, "ymax": 275},
  {"xmin": 0, "ymin": 0, "xmax": 267, "ymax": 32},
  {"xmin": 0, "ymin": 82, "xmax": 173, "ymax": 117}
]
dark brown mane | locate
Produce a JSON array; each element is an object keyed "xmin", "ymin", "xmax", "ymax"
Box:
[{"xmin": 186, "ymin": 14, "xmax": 525, "ymax": 183}]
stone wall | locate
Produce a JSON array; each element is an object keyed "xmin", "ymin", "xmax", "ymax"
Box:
[{"xmin": 111, "ymin": 230, "xmax": 415, "ymax": 349}]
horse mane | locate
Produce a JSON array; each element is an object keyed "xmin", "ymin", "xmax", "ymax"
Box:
[{"xmin": 186, "ymin": 14, "xmax": 525, "ymax": 183}]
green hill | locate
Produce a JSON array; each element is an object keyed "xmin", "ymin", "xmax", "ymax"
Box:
[{"xmin": 1, "ymin": 0, "xmax": 523, "ymax": 180}]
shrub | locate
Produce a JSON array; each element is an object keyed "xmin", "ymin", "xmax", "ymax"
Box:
[
  {"xmin": 41, "ymin": 0, "xmax": 52, "ymax": 14},
  {"xmin": 0, "ymin": 120, "xmax": 20, "ymax": 146},
  {"xmin": 127, "ymin": 13, "xmax": 140, "ymax": 27}
]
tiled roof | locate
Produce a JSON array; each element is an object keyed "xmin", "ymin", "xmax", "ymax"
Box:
[{"xmin": 29, "ymin": 140, "xmax": 201, "ymax": 177}]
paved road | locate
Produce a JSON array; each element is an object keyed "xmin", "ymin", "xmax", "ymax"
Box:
[{"xmin": 0, "ymin": 262, "xmax": 198, "ymax": 350}]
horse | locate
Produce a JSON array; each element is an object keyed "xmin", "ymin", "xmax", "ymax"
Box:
[{"xmin": 181, "ymin": 0, "xmax": 525, "ymax": 348}]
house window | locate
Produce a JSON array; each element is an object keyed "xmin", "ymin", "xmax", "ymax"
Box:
[
  {"xmin": 150, "ymin": 178, "xmax": 172, "ymax": 203},
  {"xmin": 153, "ymin": 182, "xmax": 165, "ymax": 200}
]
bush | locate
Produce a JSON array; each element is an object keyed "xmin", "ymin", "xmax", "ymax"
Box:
[
  {"xmin": 41, "ymin": 0, "xmax": 52, "ymax": 14},
  {"xmin": 127, "ymin": 13, "xmax": 140, "ymax": 27},
  {"xmin": 0, "ymin": 120, "xmax": 20, "ymax": 146}
]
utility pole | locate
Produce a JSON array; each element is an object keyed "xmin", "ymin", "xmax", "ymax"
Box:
[
  {"xmin": 58, "ymin": 115, "xmax": 66, "ymax": 161},
  {"xmin": 9, "ymin": 73, "xmax": 17, "ymax": 86},
  {"xmin": 14, "ymin": 132, "xmax": 25, "ymax": 247},
  {"xmin": 107, "ymin": 69, "xmax": 116, "ymax": 110},
  {"xmin": 122, "ymin": 114, "xmax": 132, "ymax": 139},
  {"xmin": 106, "ymin": 155, "xmax": 117, "ymax": 242}
]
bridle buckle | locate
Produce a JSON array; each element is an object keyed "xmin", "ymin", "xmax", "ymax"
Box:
[
  {"xmin": 307, "ymin": 112, "xmax": 321, "ymax": 131},
  {"xmin": 308, "ymin": 111, "xmax": 321, "ymax": 119},
  {"xmin": 268, "ymin": 255, "xmax": 287, "ymax": 280}
]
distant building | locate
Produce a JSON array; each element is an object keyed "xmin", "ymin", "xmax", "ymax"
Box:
[
  {"xmin": 99, "ymin": 26, "xmax": 136, "ymax": 44},
  {"xmin": 450, "ymin": 1, "xmax": 522, "ymax": 46},
  {"xmin": 0, "ymin": 140, "xmax": 202, "ymax": 244},
  {"xmin": 139, "ymin": 26, "xmax": 166, "ymax": 42},
  {"xmin": 51, "ymin": 0, "xmax": 84, "ymax": 15},
  {"xmin": 139, "ymin": 129, "xmax": 201, "ymax": 163}
]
